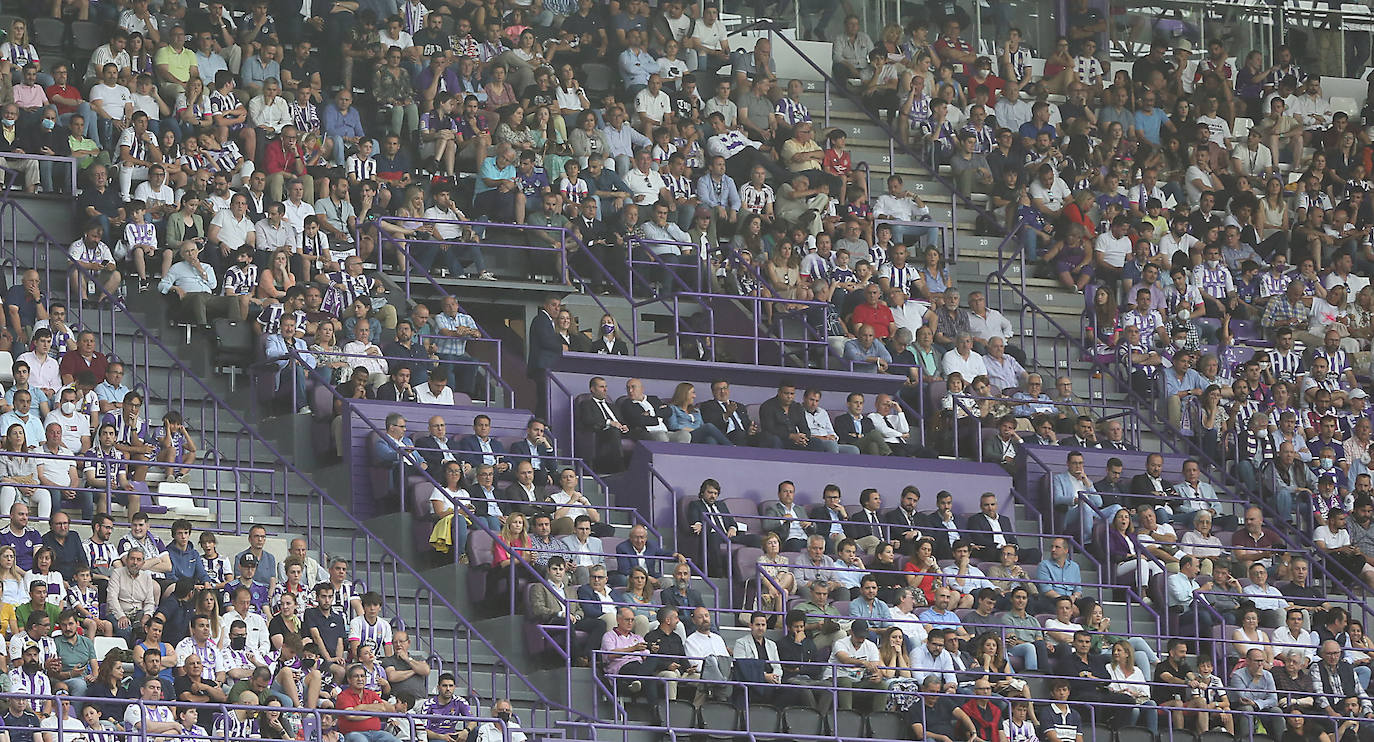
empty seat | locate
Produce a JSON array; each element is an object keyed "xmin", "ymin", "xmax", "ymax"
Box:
[
  {"xmin": 783, "ymin": 706, "xmax": 824, "ymax": 735},
  {"xmin": 1117, "ymin": 726, "xmax": 1155, "ymax": 742},
  {"xmin": 866, "ymin": 711, "xmax": 906, "ymax": 738},
  {"xmin": 834, "ymin": 708, "xmax": 864, "ymax": 739},
  {"xmin": 742, "ymin": 704, "xmax": 780, "ymax": 734},
  {"xmin": 697, "ymin": 701, "xmax": 737, "ymax": 734}
]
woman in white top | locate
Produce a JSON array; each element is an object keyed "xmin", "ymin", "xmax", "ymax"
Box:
[
  {"xmin": 1177, "ymin": 510, "xmax": 1223, "ymax": 574},
  {"xmin": 0, "ymin": 546, "xmax": 25, "ymax": 635},
  {"xmin": 0, "ymin": 20, "xmax": 48, "ymax": 85},
  {"xmin": 554, "ymin": 65, "xmax": 590, "ymax": 127},
  {"xmin": 0, "ymin": 424, "xmax": 50, "ymax": 520},
  {"xmin": 1106, "ymin": 639, "xmax": 1159, "ymax": 733},
  {"xmin": 340, "ymin": 322, "xmax": 388, "ymax": 386},
  {"xmin": 546, "ymin": 467, "xmax": 601, "ymax": 535},
  {"xmin": 429, "ymin": 460, "xmax": 480, "ymax": 564},
  {"xmin": 1230, "ymin": 607, "xmax": 1274, "ymax": 667}
]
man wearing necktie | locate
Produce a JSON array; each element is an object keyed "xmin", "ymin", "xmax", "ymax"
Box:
[
  {"xmin": 575, "ymin": 376, "xmax": 629, "ymax": 474},
  {"xmin": 843, "ymin": 489, "xmax": 886, "ymax": 554},
  {"xmin": 683, "ymin": 478, "xmax": 757, "ymax": 576},
  {"xmin": 834, "ymin": 393, "xmax": 889, "ymax": 455},
  {"xmin": 701, "ymin": 380, "xmax": 758, "ymax": 446}
]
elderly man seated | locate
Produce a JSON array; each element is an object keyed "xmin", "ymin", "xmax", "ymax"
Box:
[{"xmin": 158, "ymin": 241, "xmax": 236, "ymax": 328}]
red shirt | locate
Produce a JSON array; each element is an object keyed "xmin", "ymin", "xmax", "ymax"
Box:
[
  {"xmin": 59, "ymin": 351, "xmax": 107, "ymax": 384},
  {"xmin": 851, "ymin": 302, "xmax": 895, "ymax": 338},
  {"xmin": 959, "ymin": 699, "xmax": 1003, "ymax": 741},
  {"xmin": 44, "ymin": 84, "xmax": 83, "ymax": 115},
  {"xmin": 337, "ymin": 687, "xmax": 383, "ymax": 733},
  {"xmin": 932, "ymin": 35, "xmax": 974, "ymax": 76}
]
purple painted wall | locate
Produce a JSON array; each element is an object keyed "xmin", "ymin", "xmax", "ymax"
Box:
[
  {"xmin": 545, "ymin": 352, "xmax": 905, "ymax": 452},
  {"xmin": 613, "ymin": 440, "xmax": 1012, "ymax": 544}
]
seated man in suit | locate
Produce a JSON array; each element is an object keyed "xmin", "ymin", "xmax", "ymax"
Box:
[
  {"xmin": 700, "ymin": 380, "xmax": 757, "ymax": 446},
  {"xmin": 371, "ymin": 413, "xmax": 426, "ymax": 504},
  {"xmin": 503, "ymin": 460, "xmax": 548, "ymax": 517},
  {"xmin": 575, "ymin": 376, "xmax": 629, "ymax": 473},
  {"xmin": 882, "ymin": 485, "xmax": 924, "ymax": 553},
  {"xmin": 1059, "ymin": 415, "xmax": 1100, "ymax": 449},
  {"xmin": 457, "ymin": 414, "xmax": 511, "ymax": 479},
  {"xmin": 509, "ymin": 417, "xmax": 557, "ymax": 486},
  {"xmin": 843, "ymin": 488, "xmax": 887, "ymax": 554},
  {"xmin": 1129, "ymin": 452, "xmax": 1174, "ymax": 517},
  {"xmin": 964, "ymin": 492, "xmax": 1023, "ymax": 562},
  {"xmin": 761, "ymin": 480, "xmax": 813, "ymax": 552},
  {"xmin": 807, "ymin": 484, "xmax": 850, "ymax": 553},
  {"xmin": 981, "ymin": 414, "xmax": 1024, "ymax": 473},
  {"xmin": 415, "ymin": 415, "xmax": 464, "ymax": 477},
  {"xmin": 612, "ymin": 524, "xmax": 681, "ymax": 589},
  {"xmin": 618, "ymin": 378, "xmax": 683, "ymax": 442},
  {"xmin": 374, "ymin": 366, "xmax": 418, "ymax": 403},
  {"xmin": 834, "ymin": 392, "xmax": 888, "ymax": 455},
  {"xmin": 1052, "ymin": 450, "xmax": 1103, "ymax": 541},
  {"xmin": 683, "ymin": 478, "xmax": 757, "ymax": 576}
]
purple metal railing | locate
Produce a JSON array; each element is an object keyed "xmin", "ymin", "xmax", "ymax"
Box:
[
  {"xmin": 0, "ymin": 178, "xmax": 575, "ymax": 725},
  {"xmin": 253, "ymin": 347, "xmax": 516, "ymax": 412}
]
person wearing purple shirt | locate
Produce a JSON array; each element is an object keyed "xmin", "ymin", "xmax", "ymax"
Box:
[
  {"xmin": 413, "ymin": 53, "xmax": 461, "ymax": 109},
  {"xmin": 321, "ymin": 90, "xmax": 367, "ymax": 167},
  {"xmin": 0, "ymin": 503, "xmax": 41, "ymax": 571}
]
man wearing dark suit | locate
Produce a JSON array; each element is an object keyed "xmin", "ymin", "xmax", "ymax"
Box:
[
  {"xmin": 413, "ymin": 415, "xmax": 463, "ymax": 477},
  {"xmin": 573, "ymin": 565, "xmax": 616, "ymax": 660},
  {"xmin": 618, "ymin": 378, "xmax": 675, "ymax": 442},
  {"xmin": 881, "ymin": 485, "xmax": 924, "ymax": 552},
  {"xmin": 924, "ymin": 490, "xmax": 962, "ymax": 560},
  {"xmin": 833, "ymin": 392, "xmax": 881, "ymax": 454},
  {"xmin": 1059, "ymin": 416, "xmax": 1100, "ymax": 449},
  {"xmin": 806, "ymin": 484, "xmax": 850, "ymax": 553},
  {"xmin": 503, "ymin": 460, "xmax": 548, "ymax": 517},
  {"xmin": 700, "ymin": 380, "xmax": 758, "ymax": 446},
  {"xmin": 1129, "ymin": 452, "xmax": 1174, "ymax": 513},
  {"xmin": 575, "ymin": 376, "xmax": 628, "ymax": 473},
  {"xmin": 682, "ymin": 478, "xmax": 755, "ymax": 575},
  {"xmin": 757, "ymin": 383, "xmax": 808, "ymax": 449},
  {"xmin": 456, "ymin": 414, "xmax": 511, "ymax": 477},
  {"xmin": 843, "ymin": 488, "xmax": 886, "ymax": 553},
  {"xmin": 981, "ymin": 415, "xmax": 1024, "ymax": 473},
  {"xmin": 964, "ymin": 492, "xmax": 1020, "ymax": 561},
  {"xmin": 1098, "ymin": 420, "xmax": 1137, "ymax": 451},
  {"xmin": 611, "ymin": 524, "xmax": 679, "ymax": 588},
  {"xmin": 527, "ymin": 295, "xmax": 564, "ymax": 417},
  {"xmin": 509, "ymin": 417, "xmax": 558, "ymax": 486},
  {"xmin": 374, "ymin": 366, "xmax": 418, "ymax": 403}
]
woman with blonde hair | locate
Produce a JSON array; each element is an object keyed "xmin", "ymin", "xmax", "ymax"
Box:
[
  {"xmin": 754, "ymin": 532, "xmax": 793, "ymax": 611},
  {"xmin": 664, "ymin": 382, "xmax": 733, "ymax": 445},
  {"xmin": 878, "ymin": 625, "xmax": 923, "ymax": 711},
  {"xmin": 1105, "ymin": 638, "xmax": 1159, "ymax": 732},
  {"xmin": 0, "ymin": 545, "xmax": 26, "ymax": 635}
]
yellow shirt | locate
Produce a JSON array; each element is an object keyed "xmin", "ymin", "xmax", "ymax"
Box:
[
  {"xmin": 781, "ymin": 138, "xmax": 821, "ymax": 173},
  {"xmin": 153, "ymin": 46, "xmax": 196, "ymax": 83}
]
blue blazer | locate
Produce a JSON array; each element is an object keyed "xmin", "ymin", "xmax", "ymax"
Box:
[
  {"xmin": 456, "ymin": 435, "xmax": 508, "ymax": 469},
  {"xmin": 528, "ymin": 310, "xmax": 562, "ymax": 373},
  {"xmin": 577, "ymin": 583, "xmax": 610, "ymax": 620},
  {"xmin": 614, "ymin": 539, "xmax": 674, "ymax": 579},
  {"xmin": 372, "ymin": 434, "xmax": 421, "ymax": 468}
]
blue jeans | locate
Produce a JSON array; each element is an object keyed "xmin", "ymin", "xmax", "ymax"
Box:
[
  {"xmin": 1008, "ymin": 641, "xmax": 1038, "ymax": 671},
  {"xmin": 689, "ymin": 425, "xmax": 734, "ymax": 445},
  {"xmin": 437, "ymin": 353, "xmax": 480, "ymax": 399},
  {"xmin": 277, "ymin": 362, "xmax": 307, "ymax": 409},
  {"xmin": 346, "ymin": 731, "xmax": 402, "ymax": 742},
  {"xmin": 417, "ymin": 241, "xmax": 486, "ymax": 276}
]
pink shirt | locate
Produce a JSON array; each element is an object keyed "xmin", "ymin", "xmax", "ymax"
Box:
[
  {"xmin": 12, "ymin": 84, "xmax": 46, "ymax": 109},
  {"xmin": 600, "ymin": 628, "xmax": 647, "ymax": 675}
]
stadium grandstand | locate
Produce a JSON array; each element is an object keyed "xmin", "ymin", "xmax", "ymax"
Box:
[{"xmin": 0, "ymin": 0, "xmax": 1372, "ymax": 740}]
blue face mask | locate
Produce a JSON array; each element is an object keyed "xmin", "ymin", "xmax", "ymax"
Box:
[
  {"xmin": 1, "ymin": 118, "xmax": 16, "ymax": 128},
  {"xmin": 40, "ymin": 118, "xmax": 54, "ymax": 130}
]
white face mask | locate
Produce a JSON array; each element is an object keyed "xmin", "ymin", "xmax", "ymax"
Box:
[
  {"xmin": 1173, "ymin": 339, "xmax": 1187, "ymax": 349},
  {"xmin": 1322, "ymin": 457, "xmax": 1335, "ymax": 469},
  {"xmin": 1177, "ymin": 309, "xmax": 1191, "ymax": 321},
  {"xmin": 59, "ymin": 401, "xmax": 76, "ymax": 416},
  {"xmin": 1207, "ymin": 259, "xmax": 1221, "ymax": 269}
]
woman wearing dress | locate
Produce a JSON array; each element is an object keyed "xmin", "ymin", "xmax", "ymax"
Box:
[
  {"xmin": 763, "ymin": 242, "xmax": 801, "ymax": 300},
  {"xmin": 256, "ymin": 249, "xmax": 296, "ymax": 306},
  {"xmin": 903, "ymin": 537, "xmax": 941, "ymax": 604}
]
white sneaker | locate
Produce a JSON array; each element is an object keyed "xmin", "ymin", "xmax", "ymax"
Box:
[{"xmin": 479, "ymin": 271, "xmax": 497, "ymax": 281}]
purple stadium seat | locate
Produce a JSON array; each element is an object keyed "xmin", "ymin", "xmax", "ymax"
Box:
[
  {"xmin": 1231, "ymin": 319, "xmax": 1259, "ymax": 341},
  {"xmin": 467, "ymin": 530, "xmax": 496, "ymax": 605},
  {"xmin": 733, "ymin": 546, "xmax": 763, "ymax": 581}
]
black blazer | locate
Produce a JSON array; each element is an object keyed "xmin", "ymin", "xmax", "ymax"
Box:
[
  {"xmin": 683, "ymin": 498, "xmax": 737, "ymax": 539},
  {"xmin": 758, "ymin": 397, "xmax": 805, "ymax": 440},
  {"xmin": 701, "ymin": 399, "xmax": 752, "ymax": 435},
  {"xmin": 1128, "ymin": 473, "xmax": 1174, "ymax": 511},
  {"xmin": 963, "ymin": 512, "xmax": 1018, "ymax": 557},
  {"xmin": 502, "ymin": 482, "xmax": 548, "ymax": 516},
  {"xmin": 618, "ymin": 395, "xmax": 669, "ymax": 434},
  {"xmin": 528, "ymin": 309, "xmax": 562, "ymax": 373},
  {"xmin": 564, "ymin": 331, "xmax": 594, "ymax": 353},
  {"xmin": 844, "ymin": 509, "xmax": 886, "ymax": 542},
  {"xmin": 413, "ymin": 434, "xmax": 459, "ymax": 474},
  {"xmin": 575, "ymin": 394, "xmax": 621, "ymax": 432},
  {"xmin": 833, "ymin": 413, "xmax": 874, "ymax": 448},
  {"xmin": 589, "ymin": 335, "xmax": 629, "ymax": 355},
  {"xmin": 374, "ymin": 381, "xmax": 417, "ymax": 403},
  {"xmin": 509, "ymin": 438, "xmax": 557, "ymax": 477},
  {"xmin": 807, "ymin": 504, "xmax": 847, "ymax": 538}
]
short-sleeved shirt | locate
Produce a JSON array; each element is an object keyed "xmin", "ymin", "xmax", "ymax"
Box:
[
  {"xmin": 304, "ymin": 606, "xmax": 347, "ymax": 656},
  {"xmin": 474, "ymin": 157, "xmax": 516, "ymax": 194}
]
